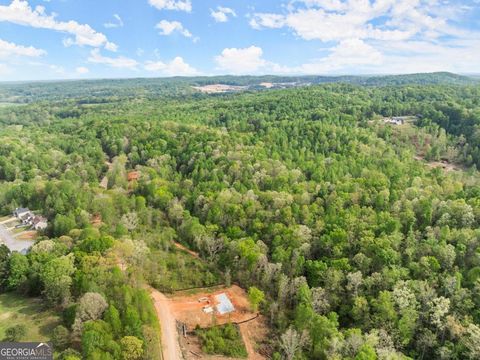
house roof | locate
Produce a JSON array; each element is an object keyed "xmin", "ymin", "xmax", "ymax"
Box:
[
  {"xmin": 15, "ymin": 207, "xmax": 30, "ymax": 214},
  {"xmin": 127, "ymin": 171, "xmax": 139, "ymax": 181},
  {"xmin": 32, "ymin": 216, "xmax": 47, "ymax": 225},
  {"xmin": 19, "ymin": 213, "xmax": 33, "ymax": 220},
  {"xmin": 215, "ymin": 293, "xmax": 235, "ymax": 315}
]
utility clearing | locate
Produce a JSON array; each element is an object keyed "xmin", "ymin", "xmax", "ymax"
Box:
[{"xmin": 414, "ymin": 155, "xmax": 464, "ymax": 172}]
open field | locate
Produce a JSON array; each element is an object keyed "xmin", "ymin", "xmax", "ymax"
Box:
[
  {"xmin": 0, "ymin": 102, "xmax": 24, "ymax": 108},
  {"xmin": 0, "ymin": 293, "xmax": 60, "ymax": 342}
]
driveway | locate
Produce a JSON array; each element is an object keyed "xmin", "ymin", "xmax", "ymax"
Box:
[
  {"xmin": 0, "ymin": 223, "xmax": 34, "ymax": 252},
  {"xmin": 148, "ymin": 286, "xmax": 183, "ymax": 360}
]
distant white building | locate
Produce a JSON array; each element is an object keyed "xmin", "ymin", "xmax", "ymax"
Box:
[{"xmin": 384, "ymin": 117, "xmax": 405, "ymax": 125}]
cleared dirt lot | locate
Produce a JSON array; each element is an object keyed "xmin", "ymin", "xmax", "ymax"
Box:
[
  {"xmin": 192, "ymin": 84, "xmax": 247, "ymax": 94},
  {"xmin": 170, "ymin": 285, "xmax": 254, "ymax": 330}
]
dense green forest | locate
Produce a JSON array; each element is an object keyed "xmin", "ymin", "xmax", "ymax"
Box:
[
  {"xmin": 0, "ymin": 72, "xmax": 476, "ymax": 103},
  {"xmin": 1, "ymin": 74, "xmax": 480, "ymax": 359}
]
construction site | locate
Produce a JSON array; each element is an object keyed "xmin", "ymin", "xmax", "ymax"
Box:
[
  {"xmin": 170, "ymin": 285, "xmax": 253, "ymax": 330},
  {"xmin": 149, "ymin": 284, "xmax": 269, "ymax": 359}
]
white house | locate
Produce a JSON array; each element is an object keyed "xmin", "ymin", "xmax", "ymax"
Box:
[{"xmin": 13, "ymin": 207, "xmax": 48, "ymax": 230}]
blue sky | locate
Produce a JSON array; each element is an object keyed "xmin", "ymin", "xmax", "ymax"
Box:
[{"xmin": 0, "ymin": 0, "xmax": 479, "ymax": 81}]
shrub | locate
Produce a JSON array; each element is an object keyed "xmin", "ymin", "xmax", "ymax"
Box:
[
  {"xmin": 196, "ymin": 323, "xmax": 247, "ymax": 358},
  {"xmin": 5, "ymin": 324, "xmax": 27, "ymax": 341}
]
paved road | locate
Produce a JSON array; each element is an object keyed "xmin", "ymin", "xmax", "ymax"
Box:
[
  {"xmin": 148, "ymin": 286, "xmax": 183, "ymax": 360},
  {"xmin": 0, "ymin": 223, "xmax": 34, "ymax": 252}
]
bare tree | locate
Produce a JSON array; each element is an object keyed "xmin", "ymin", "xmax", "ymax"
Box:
[
  {"xmin": 121, "ymin": 212, "xmax": 138, "ymax": 232},
  {"xmin": 311, "ymin": 287, "xmax": 330, "ymax": 314},
  {"xmin": 463, "ymin": 323, "xmax": 480, "ymax": 359},
  {"xmin": 346, "ymin": 271, "xmax": 363, "ymax": 297},
  {"xmin": 77, "ymin": 292, "xmax": 108, "ymax": 322},
  {"xmin": 197, "ymin": 233, "xmax": 224, "ymax": 261},
  {"xmin": 280, "ymin": 327, "xmax": 310, "ymax": 360},
  {"xmin": 429, "ymin": 296, "xmax": 450, "ymax": 330}
]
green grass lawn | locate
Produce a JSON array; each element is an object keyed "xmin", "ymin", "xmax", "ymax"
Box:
[{"xmin": 0, "ymin": 292, "xmax": 60, "ymax": 342}]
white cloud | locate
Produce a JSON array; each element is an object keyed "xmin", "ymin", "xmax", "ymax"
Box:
[
  {"xmin": 299, "ymin": 38, "xmax": 383, "ymax": 73},
  {"xmin": 104, "ymin": 14, "xmax": 123, "ymax": 29},
  {"xmin": 75, "ymin": 66, "xmax": 89, "ymax": 74},
  {"xmin": 0, "ymin": 38, "xmax": 46, "ymax": 59},
  {"xmin": 88, "ymin": 49, "xmax": 138, "ymax": 69},
  {"xmin": 210, "ymin": 37, "xmax": 480, "ymax": 76},
  {"xmin": 148, "ymin": 0, "xmax": 192, "ymax": 12},
  {"xmin": 0, "ymin": 63, "xmax": 11, "ymax": 75},
  {"xmin": 210, "ymin": 6, "xmax": 236, "ymax": 23},
  {"xmin": 243, "ymin": 0, "xmax": 480, "ymax": 74},
  {"xmin": 0, "ymin": 0, "xmax": 117, "ymax": 51},
  {"xmin": 212, "ymin": 40, "xmax": 381, "ymax": 75},
  {"xmin": 215, "ymin": 46, "xmax": 267, "ymax": 74},
  {"xmin": 299, "ymin": 0, "xmax": 346, "ymax": 11},
  {"xmin": 144, "ymin": 56, "xmax": 199, "ymax": 76},
  {"xmin": 156, "ymin": 20, "xmax": 192, "ymax": 38},
  {"xmin": 249, "ymin": 13, "xmax": 285, "ymax": 30},
  {"xmin": 370, "ymin": 38, "xmax": 480, "ymax": 74},
  {"xmin": 250, "ymin": 0, "xmax": 470, "ymax": 42},
  {"xmin": 48, "ymin": 64, "xmax": 64, "ymax": 74}
]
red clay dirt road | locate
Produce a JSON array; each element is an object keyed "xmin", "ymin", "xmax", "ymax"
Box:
[
  {"xmin": 148, "ymin": 286, "xmax": 183, "ymax": 360},
  {"xmin": 173, "ymin": 242, "xmax": 200, "ymax": 259}
]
